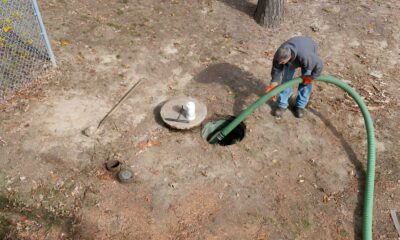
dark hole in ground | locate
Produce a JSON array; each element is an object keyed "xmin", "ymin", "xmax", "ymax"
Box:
[
  {"xmin": 105, "ymin": 160, "xmax": 121, "ymax": 172},
  {"xmin": 202, "ymin": 117, "xmax": 246, "ymax": 146}
]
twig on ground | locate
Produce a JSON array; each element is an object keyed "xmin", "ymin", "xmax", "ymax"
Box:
[{"xmin": 390, "ymin": 209, "xmax": 400, "ymax": 237}]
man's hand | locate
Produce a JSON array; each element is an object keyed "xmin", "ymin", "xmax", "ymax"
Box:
[
  {"xmin": 265, "ymin": 82, "xmax": 278, "ymax": 93},
  {"xmin": 265, "ymin": 82, "xmax": 279, "ymax": 100},
  {"xmin": 302, "ymin": 75, "xmax": 313, "ymax": 85}
]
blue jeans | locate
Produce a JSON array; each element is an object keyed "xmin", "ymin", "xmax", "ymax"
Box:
[{"xmin": 277, "ymin": 67, "xmax": 312, "ymax": 109}]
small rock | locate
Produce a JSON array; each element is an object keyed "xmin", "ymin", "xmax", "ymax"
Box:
[
  {"xmin": 54, "ymin": 180, "xmax": 64, "ymax": 190},
  {"xmin": 309, "ymin": 158, "xmax": 316, "ymax": 166},
  {"xmin": 298, "ymin": 175, "xmax": 305, "ymax": 183},
  {"xmin": 350, "ymin": 40, "xmax": 361, "ymax": 48},
  {"xmin": 6, "ymin": 178, "xmax": 14, "ymax": 185},
  {"xmin": 219, "ymin": 192, "xmax": 224, "ymax": 199},
  {"xmin": 376, "ymin": 141, "xmax": 386, "ymax": 152},
  {"xmin": 168, "ymin": 182, "xmax": 177, "ymax": 189},
  {"xmin": 82, "ymin": 126, "xmax": 96, "ymax": 137},
  {"xmin": 310, "ymin": 22, "xmax": 320, "ymax": 32}
]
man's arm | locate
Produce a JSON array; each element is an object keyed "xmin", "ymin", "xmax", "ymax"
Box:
[
  {"xmin": 299, "ymin": 53, "xmax": 323, "ymax": 79},
  {"xmin": 311, "ymin": 54, "xmax": 323, "ymax": 79},
  {"xmin": 270, "ymin": 53, "xmax": 284, "ymax": 83}
]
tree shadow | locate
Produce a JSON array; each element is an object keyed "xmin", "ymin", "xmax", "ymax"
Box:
[
  {"xmin": 308, "ymin": 107, "xmax": 365, "ymax": 240},
  {"xmin": 194, "ymin": 62, "xmax": 270, "ymax": 115},
  {"xmin": 217, "ymin": 0, "xmax": 257, "ymax": 18}
]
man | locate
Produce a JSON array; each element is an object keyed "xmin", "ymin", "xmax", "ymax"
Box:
[{"xmin": 266, "ymin": 36, "xmax": 323, "ymax": 118}]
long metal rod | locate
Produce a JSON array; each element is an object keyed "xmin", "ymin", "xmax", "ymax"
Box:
[
  {"xmin": 31, "ymin": 0, "xmax": 57, "ymax": 67},
  {"xmin": 97, "ymin": 79, "xmax": 142, "ymax": 129}
]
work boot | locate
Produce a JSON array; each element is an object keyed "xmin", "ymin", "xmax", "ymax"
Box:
[
  {"xmin": 273, "ymin": 107, "xmax": 286, "ymax": 117},
  {"xmin": 294, "ymin": 107, "xmax": 305, "ymax": 118}
]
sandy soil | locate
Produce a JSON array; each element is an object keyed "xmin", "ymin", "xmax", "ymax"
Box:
[{"xmin": 1, "ymin": 0, "xmax": 400, "ymax": 239}]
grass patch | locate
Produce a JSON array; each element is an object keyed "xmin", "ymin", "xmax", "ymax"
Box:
[
  {"xmin": 116, "ymin": 9, "xmax": 124, "ymax": 15},
  {"xmin": 302, "ymin": 218, "xmax": 311, "ymax": 229},
  {"xmin": 339, "ymin": 229, "xmax": 350, "ymax": 237},
  {"xmin": 0, "ymin": 195, "xmax": 10, "ymax": 209},
  {"xmin": 106, "ymin": 22, "xmax": 123, "ymax": 30}
]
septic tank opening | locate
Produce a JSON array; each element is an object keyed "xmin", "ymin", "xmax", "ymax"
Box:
[{"xmin": 201, "ymin": 117, "xmax": 246, "ymax": 146}]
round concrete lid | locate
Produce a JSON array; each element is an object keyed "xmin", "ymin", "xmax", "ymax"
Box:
[{"xmin": 160, "ymin": 97, "xmax": 207, "ymax": 130}]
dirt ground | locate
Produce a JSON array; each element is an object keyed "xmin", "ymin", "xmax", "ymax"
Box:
[{"xmin": 1, "ymin": 0, "xmax": 400, "ymax": 239}]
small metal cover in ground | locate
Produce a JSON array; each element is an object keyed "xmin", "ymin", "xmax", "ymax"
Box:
[
  {"xmin": 118, "ymin": 169, "xmax": 134, "ymax": 183},
  {"xmin": 160, "ymin": 97, "xmax": 207, "ymax": 130}
]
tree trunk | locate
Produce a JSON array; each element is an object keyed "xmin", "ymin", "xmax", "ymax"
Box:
[{"xmin": 254, "ymin": 0, "xmax": 284, "ymax": 28}]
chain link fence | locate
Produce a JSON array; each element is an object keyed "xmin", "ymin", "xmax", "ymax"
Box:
[{"xmin": 0, "ymin": 0, "xmax": 55, "ymax": 100}]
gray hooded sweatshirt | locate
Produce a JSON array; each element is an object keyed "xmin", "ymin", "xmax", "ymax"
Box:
[{"xmin": 271, "ymin": 36, "xmax": 323, "ymax": 83}]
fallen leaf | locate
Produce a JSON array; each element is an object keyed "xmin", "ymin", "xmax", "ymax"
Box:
[
  {"xmin": 369, "ymin": 71, "xmax": 383, "ymax": 79},
  {"xmin": 264, "ymin": 51, "xmax": 272, "ymax": 57},
  {"xmin": 97, "ymin": 170, "xmax": 112, "ymax": 181},
  {"xmin": 60, "ymin": 39, "xmax": 71, "ymax": 47},
  {"xmin": 150, "ymin": 139, "xmax": 161, "ymax": 145},
  {"xmin": 3, "ymin": 25, "xmax": 11, "ymax": 33},
  {"xmin": 49, "ymin": 171, "xmax": 59, "ymax": 182},
  {"xmin": 199, "ymin": 58, "xmax": 210, "ymax": 65},
  {"xmin": 322, "ymin": 7, "xmax": 331, "ymax": 13},
  {"xmin": 367, "ymin": 105, "xmax": 385, "ymax": 111},
  {"xmin": 138, "ymin": 139, "xmax": 161, "ymax": 150}
]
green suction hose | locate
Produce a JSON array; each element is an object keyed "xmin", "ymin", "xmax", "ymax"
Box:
[{"xmin": 209, "ymin": 75, "xmax": 376, "ymax": 240}]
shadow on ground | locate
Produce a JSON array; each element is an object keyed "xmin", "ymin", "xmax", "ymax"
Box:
[
  {"xmin": 194, "ymin": 62, "xmax": 268, "ymax": 115},
  {"xmin": 309, "ymin": 107, "xmax": 365, "ymax": 239},
  {"xmin": 0, "ymin": 194, "xmax": 76, "ymax": 239},
  {"xmin": 153, "ymin": 100, "xmax": 169, "ymax": 127},
  {"xmin": 217, "ymin": 0, "xmax": 257, "ymax": 18}
]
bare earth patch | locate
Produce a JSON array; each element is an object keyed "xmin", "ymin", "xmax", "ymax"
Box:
[{"xmin": 1, "ymin": 0, "xmax": 400, "ymax": 239}]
